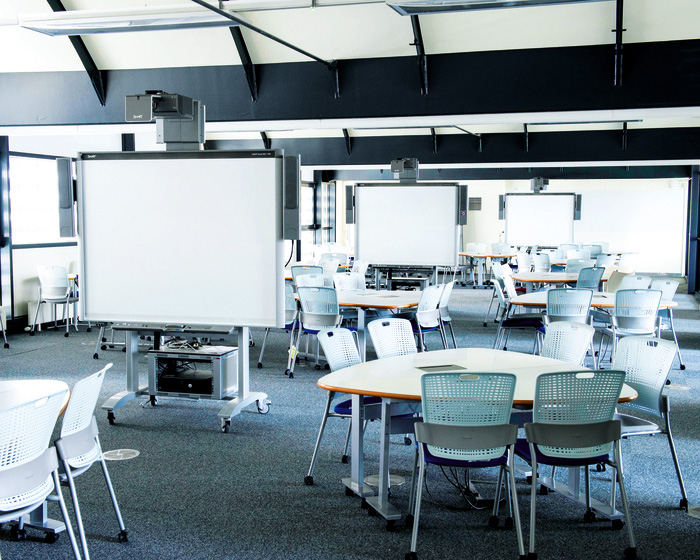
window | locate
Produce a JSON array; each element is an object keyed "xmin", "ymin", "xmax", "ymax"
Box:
[{"xmin": 9, "ymin": 156, "xmax": 66, "ymax": 244}]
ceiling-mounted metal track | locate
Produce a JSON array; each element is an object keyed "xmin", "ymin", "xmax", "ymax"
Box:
[
  {"xmin": 46, "ymin": 0, "xmax": 106, "ymax": 106},
  {"xmin": 229, "ymin": 28, "xmax": 257, "ymax": 102},
  {"xmin": 261, "ymin": 131, "xmax": 271, "ymax": 149},
  {"xmin": 613, "ymin": 0, "xmax": 625, "ymax": 87},
  {"xmin": 410, "ymin": 15, "xmax": 428, "ymax": 95},
  {"xmin": 342, "ymin": 129, "xmax": 352, "ymax": 155}
]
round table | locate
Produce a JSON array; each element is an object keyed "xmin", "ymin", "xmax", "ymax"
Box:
[{"xmin": 511, "ymin": 269, "xmax": 614, "ymax": 292}]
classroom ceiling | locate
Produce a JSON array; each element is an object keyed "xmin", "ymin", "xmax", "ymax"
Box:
[{"xmin": 1, "ymin": 0, "xmax": 700, "ymax": 170}]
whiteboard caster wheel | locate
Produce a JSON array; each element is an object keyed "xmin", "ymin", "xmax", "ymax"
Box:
[
  {"xmin": 221, "ymin": 420, "xmax": 231, "ymax": 433},
  {"xmin": 107, "ymin": 411, "xmax": 116, "ymax": 425},
  {"xmin": 680, "ymin": 364, "xmax": 686, "ymax": 370},
  {"xmin": 257, "ymin": 400, "xmax": 270, "ymax": 414}
]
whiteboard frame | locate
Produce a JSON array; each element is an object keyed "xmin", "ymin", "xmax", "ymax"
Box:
[
  {"xmin": 505, "ymin": 192, "xmax": 576, "ymax": 247},
  {"xmin": 354, "ymin": 183, "xmax": 460, "ymax": 267},
  {"xmin": 76, "ymin": 150, "xmax": 285, "ymax": 328}
]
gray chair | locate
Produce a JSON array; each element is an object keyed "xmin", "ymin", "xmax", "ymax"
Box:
[
  {"xmin": 576, "ymin": 266, "xmax": 605, "ymax": 290},
  {"xmin": 650, "ymin": 278, "xmax": 685, "ymax": 370},
  {"xmin": 612, "ymin": 336, "xmax": 688, "ymax": 511}
]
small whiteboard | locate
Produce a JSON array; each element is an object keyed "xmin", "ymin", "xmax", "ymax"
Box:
[
  {"xmin": 355, "ymin": 183, "xmax": 459, "ymax": 267},
  {"xmin": 505, "ymin": 193, "xmax": 575, "ymax": 247},
  {"xmin": 77, "ymin": 151, "xmax": 285, "ymax": 328}
]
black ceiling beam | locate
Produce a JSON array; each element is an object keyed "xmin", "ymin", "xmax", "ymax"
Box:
[
  {"xmin": 622, "ymin": 122, "xmax": 628, "ymax": 150},
  {"xmin": 410, "ymin": 16, "xmax": 428, "ymax": 95},
  {"xmin": 613, "ymin": 0, "xmax": 625, "ymax": 87},
  {"xmin": 524, "ymin": 124, "xmax": 529, "ymax": 152},
  {"xmin": 342, "ymin": 129, "xmax": 352, "ymax": 155},
  {"xmin": 46, "ymin": 0, "xmax": 106, "ymax": 106},
  {"xmin": 191, "ymin": 0, "xmax": 340, "ymax": 98},
  {"xmin": 260, "ymin": 132, "xmax": 271, "ymax": 149},
  {"xmin": 229, "ymin": 28, "xmax": 257, "ymax": 102},
  {"xmin": 430, "ymin": 128, "xmax": 437, "ymax": 153}
]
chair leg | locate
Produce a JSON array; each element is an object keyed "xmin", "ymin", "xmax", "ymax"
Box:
[
  {"xmin": 508, "ymin": 452, "xmax": 526, "ymax": 558},
  {"xmin": 257, "ymin": 328, "xmax": 270, "ymax": 367},
  {"xmin": 407, "ymin": 445, "xmax": 420, "ymax": 516},
  {"xmin": 613, "ymin": 443, "xmax": 637, "ymax": 554},
  {"xmin": 62, "ymin": 465, "xmax": 90, "ymax": 560},
  {"xmin": 448, "ymin": 322, "xmax": 458, "ymax": 349},
  {"xmin": 664, "ymin": 410, "xmax": 689, "ymax": 510},
  {"xmin": 408, "ymin": 452, "xmax": 427, "ymax": 556},
  {"xmin": 51, "ymin": 469, "xmax": 82, "ymax": 560},
  {"xmin": 94, "ymin": 325, "xmax": 105, "ymax": 357},
  {"xmin": 0, "ymin": 313, "xmax": 8, "ymax": 348},
  {"xmin": 667, "ymin": 310, "xmax": 686, "ymax": 370},
  {"xmin": 289, "ymin": 324, "xmax": 304, "ymax": 378},
  {"xmin": 31, "ymin": 299, "xmax": 42, "ymax": 334},
  {"xmin": 98, "ymin": 456, "xmax": 128, "ymax": 539},
  {"xmin": 528, "ymin": 449, "xmax": 538, "ymax": 557},
  {"xmin": 306, "ymin": 391, "xmax": 335, "ymax": 483},
  {"xmin": 483, "ymin": 288, "xmax": 495, "ymax": 326},
  {"xmin": 492, "ymin": 465, "xmax": 505, "ymax": 518}
]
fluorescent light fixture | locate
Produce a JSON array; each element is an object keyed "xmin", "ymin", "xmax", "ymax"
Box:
[
  {"xmin": 19, "ymin": 5, "xmax": 243, "ymax": 36},
  {"xmin": 386, "ymin": 0, "xmax": 608, "ymax": 16}
]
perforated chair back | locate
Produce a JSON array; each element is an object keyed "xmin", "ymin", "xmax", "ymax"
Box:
[
  {"xmin": 541, "ymin": 322, "xmax": 595, "ymax": 365},
  {"xmin": 546, "ymin": 288, "xmax": 593, "ymax": 323},
  {"xmin": 318, "ymin": 257, "xmax": 341, "ymax": 276},
  {"xmin": 559, "ymin": 243, "xmax": 578, "ymax": 252},
  {"xmin": 333, "ymin": 272, "xmax": 365, "ymax": 291},
  {"xmin": 533, "ymin": 369, "xmax": 625, "ymax": 458},
  {"xmin": 492, "ymin": 278, "xmax": 508, "ymax": 308},
  {"xmin": 296, "ymin": 273, "xmax": 332, "ymax": 288},
  {"xmin": 297, "ymin": 287, "xmax": 341, "ymax": 330},
  {"xmin": 502, "ymin": 274, "xmax": 519, "ymax": 300},
  {"xmin": 61, "ymin": 364, "xmax": 112, "ymax": 439},
  {"xmin": 576, "ymin": 266, "xmax": 605, "ymax": 290},
  {"xmin": 416, "ymin": 284, "xmax": 444, "ymax": 328},
  {"xmin": 612, "ymin": 289, "xmax": 662, "ymax": 331},
  {"xmin": 350, "ymin": 260, "xmax": 369, "ymax": 276},
  {"xmin": 465, "ymin": 242, "xmax": 487, "ymax": 254},
  {"xmin": 583, "ymin": 244, "xmax": 603, "ymax": 258},
  {"xmin": 284, "ymin": 283, "xmax": 297, "ymax": 324},
  {"xmin": 606, "ymin": 270, "xmax": 629, "ymax": 293},
  {"xmin": 491, "ymin": 261, "xmax": 505, "ymax": 280},
  {"xmin": 37, "ymin": 265, "xmax": 71, "ymax": 300},
  {"xmin": 649, "ymin": 279, "xmax": 679, "ymax": 301},
  {"xmin": 501, "ymin": 263, "xmax": 513, "ymax": 276},
  {"xmin": 619, "ymin": 275, "xmax": 652, "ymax": 290},
  {"xmin": 565, "ymin": 259, "xmax": 594, "ymax": 273},
  {"xmin": 613, "ymin": 336, "xmax": 676, "ymax": 416},
  {"xmin": 421, "ymin": 372, "xmax": 516, "ymax": 461},
  {"xmin": 551, "ymin": 249, "xmax": 566, "ymax": 261},
  {"xmin": 532, "ymin": 253, "xmax": 551, "ymax": 273},
  {"xmin": 320, "ymin": 252, "xmax": 348, "ymax": 266},
  {"xmin": 565, "ymin": 249, "xmax": 588, "ymax": 260},
  {"xmin": 591, "ymin": 241, "xmax": 610, "ymax": 253},
  {"xmin": 368, "ymin": 318, "xmax": 417, "ymax": 358},
  {"xmin": 595, "ymin": 254, "xmax": 616, "ymax": 268},
  {"xmin": 317, "ymin": 328, "xmax": 362, "ymax": 371},
  {"xmin": 516, "ymin": 252, "xmax": 531, "ymax": 273},
  {"xmin": 291, "ymin": 265, "xmax": 323, "ymax": 286},
  {"xmin": 617, "ymin": 253, "xmax": 638, "ymax": 273},
  {"xmin": 438, "ymin": 281, "xmax": 455, "ymax": 322}
]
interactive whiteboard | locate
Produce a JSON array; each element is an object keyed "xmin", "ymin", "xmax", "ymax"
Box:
[
  {"xmin": 505, "ymin": 193, "xmax": 575, "ymax": 247},
  {"xmin": 77, "ymin": 151, "xmax": 285, "ymax": 328},
  {"xmin": 355, "ymin": 183, "xmax": 460, "ymax": 267}
]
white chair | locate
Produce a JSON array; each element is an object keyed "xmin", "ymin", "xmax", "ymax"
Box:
[
  {"xmin": 617, "ymin": 253, "xmax": 638, "ymax": 273},
  {"xmin": 544, "ymin": 288, "xmax": 595, "ymax": 366},
  {"xmin": 317, "ymin": 257, "xmax": 341, "ymax": 276},
  {"xmin": 465, "ymin": 242, "xmax": 487, "ymax": 254},
  {"xmin": 258, "ymin": 283, "xmax": 298, "ymax": 370},
  {"xmin": 406, "ymin": 372, "xmax": 525, "ymax": 560},
  {"xmin": 0, "ymin": 306, "xmax": 8, "ymax": 349},
  {"xmin": 438, "ymin": 281, "xmax": 457, "ymax": 348},
  {"xmin": 565, "ymin": 259, "xmax": 594, "ymax": 274},
  {"xmin": 559, "ymin": 243, "xmax": 578, "ymax": 253},
  {"xmin": 576, "ymin": 266, "xmax": 605, "ymax": 291},
  {"xmin": 296, "ymin": 273, "xmax": 333, "ymax": 288},
  {"xmin": 541, "ymin": 321, "xmax": 595, "ymax": 366},
  {"xmin": 491, "ymin": 242, "xmax": 509, "ymax": 254},
  {"xmin": 650, "ymin": 279, "xmax": 685, "ymax": 370},
  {"xmin": 320, "ymin": 252, "xmax": 348, "ymax": 267},
  {"xmin": 0, "ymin": 387, "xmax": 82, "ymax": 559},
  {"xmin": 411, "ymin": 284, "xmax": 446, "ymax": 351},
  {"xmin": 612, "ymin": 337, "xmax": 689, "ymax": 510},
  {"xmin": 367, "ymin": 318, "xmax": 417, "ymax": 358},
  {"xmin": 350, "ymin": 259, "xmax": 369, "ymax": 277},
  {"xmin": 619, "ymin": 275, "xmax": 651, "ymax": 290},
  {"xmin": 290, "ymin": 265, "xmax": 323, "ymax": 288},
  {"xmin": 483, "ymin": 262, "xmax": 506, "ymax": 326},
  {"xmin": 30, "ymin": 265, "xmax": 78, "ymax": 337},
  {"xmin": 595, "ymin": 254, "xmax": 617, "ymax": 268},
  {"xmin": 583, "ymin": 244, "xmax": 603, "ymax": 258},
  {"xmin": 56, "ymin": 364, "xmax": 128, "ymax": 559},
  {"xmin": 494, "ymin": 275, "xmax": 545, "ymax": 353},
  {"xmin": 289, "ymin": 287, "xmax": 342, "ymax": 378},
  {"xmin": 532, "ymin": 253, "xmax": 551, "ymax": 273},
  {"xmin": 333, "ymin": 272, "xmax": 365, "ymax": 291},
  {"xmin": 606, "ymin": 270, "xmax": 629, "ymax": 293},
  {"xmin": 516, "ymin": 252, "xmax": 531, "ymax": 273},
  {"xmin": 591, "ymin": 241, "xmax": 610, "ymax": 253},
  {"xmin": 565, "ymin": 249, "xmax": 590, "ymax": 260}
]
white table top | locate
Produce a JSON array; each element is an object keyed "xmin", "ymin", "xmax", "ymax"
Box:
[
  {"xmin": 0, "ymin": 380, "xmax": 70, "ymax": 412},
  {"xmin": 336, "ymin": 289, "xmax": 421, "ymax": 310},
  {"xmin": 318, "ymin": 348, "xmax": 637, "ymax": 406},
  {"xmin": 511, "ymin": 290, "xmax": 677, "ymax": 309},
  {"xmin": 511, "ymin": 269, "xmax": 614, "ymax": 284},
  {"xmin": 460, "ymin": 252, "xmax": 517, "ymax": 258}
]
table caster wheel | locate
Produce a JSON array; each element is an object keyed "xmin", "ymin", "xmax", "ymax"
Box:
[
  {"xmin": 583, "ymin": 511, "xmax": 595, "ymax": 523},
  {"xmin": 257, "ymin": 400, "xmax": 270, "ymax": 414},
  {"xmin": 107, "ymin": 411, "xmax": 116, "ymax": 425},
  {"xmin": 341, "ymin": 455, "xmax": 349, "ymax": 464},
  {"xmin": 93, "ymin": 353, "xmax": 99, "ymax": 359},
  {"xmin": 118, "ymin": 530, "xmax": 129, "ymax": 543},
  {"xmin": 257, "ymin": 362, "xmax": 263, "ymax": 369},
  {"xmin": 221, "ymin": 420, "xmax": 231, "ymax": 433},
  {"xmin": 488, "ymin": 515, "xmax": 500, "ymax": 529},
  {"xmin": 304, "ymin": 476, "xmax": 313, "ymax": 485},
  {"xmin": 44, "ymin": 532, "xmax": 59, "ymax": 543},
  {"xmin": 611, "ymin": 518, "xmax": 625, "ymax": 530}
]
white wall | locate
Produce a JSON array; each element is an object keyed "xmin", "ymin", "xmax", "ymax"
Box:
[{"xmin": 462, "ymin": 178, "xmax": 689, "ymax": 274}]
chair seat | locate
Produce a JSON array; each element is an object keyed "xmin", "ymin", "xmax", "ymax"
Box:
[
  {"xmin": 601, "ymin": 327, "xmax": 656, "ymax": 337},
  {"xmin": 334, "ymin": 396, "xmax": 382, "ymax": 415},
  {"xmin": 422, "ymin": 443, "xmax": 509, "ymax": 468},
  {"xmin": 514, "ymin": 438, "xmax": 609, "ymax": 467},
  {"xmin": 614, "ymin": 412, "xmax": 661, "ymax": 436},
  {"xmin": 501, "ymin": 315, "xmax": 544, "ymax": 329}
]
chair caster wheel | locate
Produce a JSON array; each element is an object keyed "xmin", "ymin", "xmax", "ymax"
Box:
[
  {"xmin": 526, "ymin": 475, "xmax": 533, "ymax": 485},
  {"xmin": 526, "ymin": 553, "xmax": 538, "ymax": 560},
  {"xmin": 680, "ymin": 498, "xmax": 689, "ymax": 511},
  {"xmin": 611, "ymin": 518, "xmax": 625, "ymax": 530},
  {"xmin": 11, "ymin": 526, "xmax": 26, "ymax": 541},
  {"xmin": 488, "ymin": 515, "xmax": 500, "ymax": 528},
  {"xmin": 304, "ymin": 475, "xmax": 313, "ymax": 485},
  {"xmin": 404, "ymin": 437, "xmax": 412, "ymax": 446},
  {"xmin": 102, "ymin": 337, "xmax": 107, "ymax": 342},
  {"xmin": 288, "ymin": 371, "xmax": 294, "ymax": 379},
  {"xmin": 680, "ymin": 364, "xmax": 686, "ymax": 370},
  {"xmin": 624, "ymin": 547, "xmax": 637, "ymax": 560},
  {"xmin": 221, "ymin": 421, "xmax": 231, "ymax": 433},
  {"xmin": 341, "ymin": 455, "xmax": 349, "ymax": 464},
  {"xmin": 405, "ymin": 514, "xmax": 413, "ymax": 525},
  {"xmin": 405, "ymin": 552, "xmax": 418, "ymax": 560},
  {"xmin": 250, "ymin": 340, "xmax": 255, "ymax": 347},
  {"xmin": 93, "ymin": 353, "xmax": 99, "ymax": 359},
  {"xmin": 29, "ymin": 331, "xmax": 35, "ymax": 336},
  {"xmin": 314, "ymin": 365, "xmax": 321, "ymax": 371},
  {"xmin": 101, "ymin": 345, "xmax": 107, "ymax": 350},
  {"xmin": 284, "ymin": 369, "xmax": 290, "ymax": 376},
  {"xmin": 503, "ymin": 346, "xmax": 508, "ymax": 351},
  {"xmin": 583, "ymin": 511, "xmax": 596, "ymax": 523},
  {"xmin": 87, "ymin": 327, "xmax": 92, "ymax": 332},
  {"xmin": 122, "ymin": 347, "xmax": 126, "ymax": 352},
  {"xmin": 3, "ymin": 343, "xmax": 8, "ymax": 348},
  {"xmin": 64, "ymin": 332, "xmax": 69, "ymax": 337},
  {"xmin": 325, "ymin": 363, "xmax": 330, "ymax": 370},
  {"xmin": 483, "ymin": 322, "xmax": 487, "ymax": 327},
  {"xmin": 256, "ymin": 362, "xmax": 263, "ymax": 369},
  {"xmin": 118, "ymin": 530, "xmax": 129, "ymax": 543},
  {"xmin": 107, "ymin": 411, "xmax": 116, "ymax": 425},
  {"xmin": 150, "ymin": 395, "xmax": 157, "ymax": 406}
]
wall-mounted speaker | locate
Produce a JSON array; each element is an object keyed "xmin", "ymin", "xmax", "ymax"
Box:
[
  {"xmin": 345, "ymin": 184, "xmax": 355, "ymax": 224},
  {"xmin": 498, "ymin": 194, "xmax": 505, "ymax": 220},
  {"xmin": 57, "ymin": 158, "xmax": 75, "ymax": 237},
  {"xmin": 457, "ymin": 184, "xmax": 468, "ymax": 225},
  {"xmin": 574, "ymin": 194, "xmax": 582, "ymax": 220},
  {"xmin": 283, "ymin": 154, "xmax": 301, "ymax": 240}
]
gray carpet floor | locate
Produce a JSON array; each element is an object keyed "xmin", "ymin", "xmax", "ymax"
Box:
[{"xmin": 0, "ymin": 285, "xmax": 698, "ymax": 560}]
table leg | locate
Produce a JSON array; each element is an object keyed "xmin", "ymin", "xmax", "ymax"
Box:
[
  {"xmin": 477, "ymin": 257, "xmax": 485, "ymax": 286},
  {"xmin": 365, "ymin": 399, "xmax": 402, "ymax": 521},
  {"xmin": 343, "ymin": 394, "xmax": 374, "ymax": 498},
  {"xmin": 356, "ymin": 307, "xmax": 366, "ymax": 361}
]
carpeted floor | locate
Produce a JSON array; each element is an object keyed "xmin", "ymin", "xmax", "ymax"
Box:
[{"xmin": 0, "ymin": 285, "xmax": 698, "ymax": 560}]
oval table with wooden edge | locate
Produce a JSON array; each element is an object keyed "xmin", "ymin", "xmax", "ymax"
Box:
[
  {"xmin": 511, "ymin": 268, "xmax": 615, "ymax": 293},
  {"xmin": 510, "ymin": 290, "xmax": 678, "ymax": 311},
  {"xmin": 0, "ymin": 379, "xmax": 71, "ymax": 539},
  {"xmin": 317, "ymin": 348, "xmax": 637, "ymax": 524},
  {"xmin": 459, "ymin": 252, "xmax": 517, "ymax": 287}
]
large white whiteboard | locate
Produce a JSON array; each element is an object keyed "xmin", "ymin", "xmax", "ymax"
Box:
[
  {"xmin": 77, "ymin": 151, "xmax": 285, "ymax": 328},
  {"xmin": 505, "ymin": 193, "xmax": 575, "ymax": 247},
  {"xmin": 355, "ymin": 184, "xmax": 459, "ymax": 266}
]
